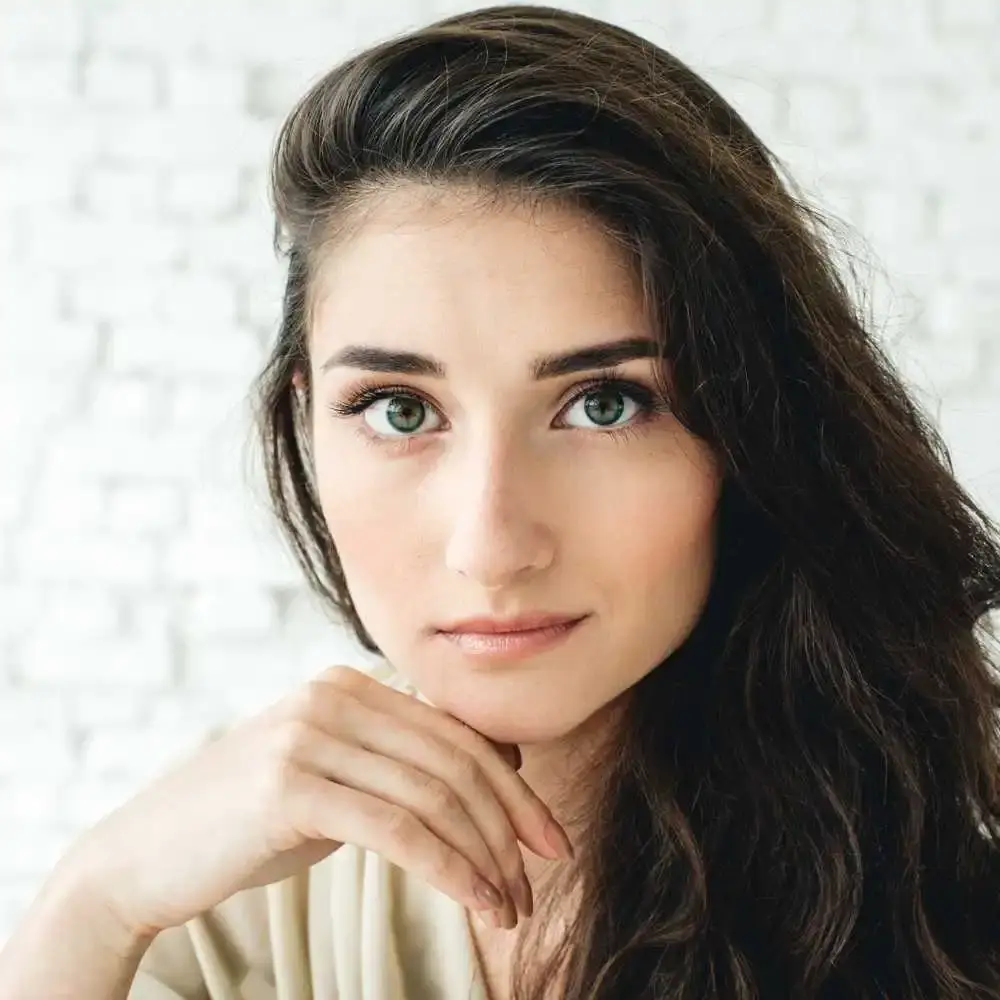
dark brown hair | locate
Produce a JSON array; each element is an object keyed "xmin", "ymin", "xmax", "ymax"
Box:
[{"xmin": 250, "ymin": 5, "xmax": 1000, "ymax": 997}]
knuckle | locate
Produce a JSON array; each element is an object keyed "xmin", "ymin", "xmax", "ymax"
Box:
[
  {"xmin": 260, "ymin": 746, "xmax": 301, "ymax": 804},
  {"xmin": 451, "ymin": 750, "xmax": 489, "ymax": 796},
  {"xmin": 427, "ymin": 840, "xmax": 460, "ymax": 883},
  {"xmin": 445, "ymin": 720, "xmax": 491, "ymax": 763},
  {"xmin": 415, "ymin": 773, "xmax": 462, "ymax": 816},
  {"xmin": 319, "ymin": 664, "xmax": 368, "ymax": 694},
  {"xmin": 274, "ymin": 683, "xmax": 318, "ymax": 722},
  {"xmin": 383, "ymin": 805, "xmax": 420, "ymax": 845},
  {"xmin": 495, "ymin": 836, "xmax": 524, "ymax": 876},
  {"xmin": 269, "ymin": 718, "xmax": 314, "ymax": 762},
  {"xmin": 456, "ymin": 723, "xmax": 492, "ymax": 757},
  {"xmin": 280, "ymin": 676, "xmax": 354, "ymax": 730}
]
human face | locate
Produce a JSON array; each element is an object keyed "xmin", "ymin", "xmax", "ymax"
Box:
[{"xmin": 307, "ymin": 185, "xmax": 722, "ymax": 746}]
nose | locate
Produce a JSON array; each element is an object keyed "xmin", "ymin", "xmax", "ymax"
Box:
[{"xmin": 442, "ymin": 434, "xmax": 556, "ymax": 590}]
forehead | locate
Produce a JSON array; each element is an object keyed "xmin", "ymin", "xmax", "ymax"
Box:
[{"xmin": 307, "ymin": 184, "xmax": 651, "ymax": 358}]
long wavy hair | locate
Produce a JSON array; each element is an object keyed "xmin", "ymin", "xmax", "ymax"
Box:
[{"xmin": 249, "ymin": 5, "xmax": 1000, "ymax": 998}]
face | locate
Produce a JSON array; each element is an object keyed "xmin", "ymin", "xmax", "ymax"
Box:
[{"xmin": 307, "ymin": 185, "xmax": 722, "ymax": 746}]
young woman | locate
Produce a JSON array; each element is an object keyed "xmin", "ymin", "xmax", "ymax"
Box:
[{"xmin": 3, "ymin": 5, "xmax": 1000, "ymax": 1000}]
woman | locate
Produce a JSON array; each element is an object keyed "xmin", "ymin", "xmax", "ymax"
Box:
[{"xmin": 3, "ymin": 4, "xmax": 1000, "ymax": 999}]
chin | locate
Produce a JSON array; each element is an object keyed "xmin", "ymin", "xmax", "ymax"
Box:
[
  {"xmin": 395, "ymin": 647, "xmax": 611, "ymax": 741},
  {"xmin": 426, "ymin": 683, "xmax": 590, "ymax": 746}
]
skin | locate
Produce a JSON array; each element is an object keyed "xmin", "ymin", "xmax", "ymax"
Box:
[{"xmin": 304, "ymin": 184, "xmax": 723, "ymax": 970}]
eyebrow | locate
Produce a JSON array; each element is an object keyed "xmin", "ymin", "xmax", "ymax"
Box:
[{"xmin": 319, "ymin": 335, "xmax": 659, "ymax": 380}]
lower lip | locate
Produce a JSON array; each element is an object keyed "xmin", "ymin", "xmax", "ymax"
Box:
[{"xmin": 437, "ymin": 617, "xmax": 587, "ymax": 659}]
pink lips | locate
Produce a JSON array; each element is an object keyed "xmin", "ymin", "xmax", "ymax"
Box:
[
  {"xmin": 436, "ymin": 611, "xmax": 585, "ymax": 634},
  {"xmin": 435, "ymin": 613, "xmax": 588, "ymax": 659}
]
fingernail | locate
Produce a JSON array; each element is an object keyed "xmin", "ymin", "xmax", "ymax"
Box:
[
  {"xmin": 545, "ymin": 818, "xmax": 575, "ymax": 860},
  {"xmin": 474, "ymin": 877, "xmax": 504, "ymax": 909}
]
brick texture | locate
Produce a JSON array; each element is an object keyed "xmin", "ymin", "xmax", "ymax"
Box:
[{"xmin": 1, "ymin": 0, "xmax": 998, "ymax": 944}]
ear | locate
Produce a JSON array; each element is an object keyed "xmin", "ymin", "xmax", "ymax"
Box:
[{"xmin": 291, "ymin": 367, "xmax": 307, "ymax": 392}]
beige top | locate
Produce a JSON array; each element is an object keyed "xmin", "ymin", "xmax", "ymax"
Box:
[{"xmin": 128, "ymin": 660, "xmax": 489, "ymax": 1000}]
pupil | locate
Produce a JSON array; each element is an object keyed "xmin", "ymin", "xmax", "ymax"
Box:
[
  {"xmin": 387, "ymin": 397, "xmax": 424, "ymax": 432},
  {"xmin": 585, "ymin": 390, "xmax": 624, "ymax": 426}
]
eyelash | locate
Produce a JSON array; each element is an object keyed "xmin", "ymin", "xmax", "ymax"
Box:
[{"xmin": 325, "ymin": 371, "xmax": 671, "ymax": 453}]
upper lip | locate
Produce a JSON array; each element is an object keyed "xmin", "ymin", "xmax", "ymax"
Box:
[{"xmin": 436, "ymin": 612, "xmax": 586, "ymax": 634}]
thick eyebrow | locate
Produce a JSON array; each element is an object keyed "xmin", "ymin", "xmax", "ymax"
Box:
[{"xmin": 319, "ymin": 335, "xmax": 659, "ymax": 380}]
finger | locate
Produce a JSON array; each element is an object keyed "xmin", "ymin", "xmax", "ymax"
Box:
[
  {"xmin": 404, "ymin": 731, "xmax": 532, "ymax": 922},
  {"xmin": 288, "ymin": 772, "xmax": 507, "ymax": 916},
  {"xmin": 321, "ymin": 696, "xmax": 531, "ymax": 921},
  {"xmin": 315, "ymin": 671, "xmax": 569, "ymax": 864},
  {"xmin": 288, "ymin": 728, "xmax": 515, "ymax": 916}
]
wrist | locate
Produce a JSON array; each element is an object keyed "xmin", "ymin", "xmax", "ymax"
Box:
[
  {"xmin": 47, "ymin": 849, "xmax": 159, "ymax": 953},
  {"xmin": 0, "ymin": 855, "xmax": 156, "ymax": 999}
]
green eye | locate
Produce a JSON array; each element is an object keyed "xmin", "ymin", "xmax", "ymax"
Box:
[
  {"xmin": 328, "ymin": 375, "xmax": 667, "ymax": 444},
  {"xmin": 363, "ymin": 395, "xmax": 442, "ymax": 436},
  {"xmin": 564, "ymin": 387, "xmax": 639, "ymax": 429}
]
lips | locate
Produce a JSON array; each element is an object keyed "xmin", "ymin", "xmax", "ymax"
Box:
[
  {"xmin": 435, "ymin": 614, "xmax": 588, "ymax": 659},
  {"xmin": 436, "ymin": 613, "xmax": 587, "ymax": 635}
]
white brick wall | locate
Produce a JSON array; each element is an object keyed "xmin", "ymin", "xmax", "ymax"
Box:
[{"xmin": 1, "ymin": 0, "xmax": 998, "ymax": 945}]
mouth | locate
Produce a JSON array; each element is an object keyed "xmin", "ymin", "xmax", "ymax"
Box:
[{"xmin": 434, "ymin": 614, "xmax": 589, "ymax": 659}]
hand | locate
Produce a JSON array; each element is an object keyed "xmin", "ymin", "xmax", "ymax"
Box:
[{"xmin": 65, "ymin": 665, "xmax": 573, "ymax": 938}]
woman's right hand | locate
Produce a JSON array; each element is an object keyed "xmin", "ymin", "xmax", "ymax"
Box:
[{"xmin": 64, "ymin": 664, "xmax": 574, "ymax": 939}]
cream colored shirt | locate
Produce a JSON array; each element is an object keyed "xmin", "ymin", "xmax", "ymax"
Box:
[{"xmin": 128, "ymin": 660, "xmax": 489, "ymax": 1000}]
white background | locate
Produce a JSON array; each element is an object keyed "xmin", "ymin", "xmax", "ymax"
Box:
[{"xmin": 1, "ymin": 0, "xmax": 998, "ymax": 944}]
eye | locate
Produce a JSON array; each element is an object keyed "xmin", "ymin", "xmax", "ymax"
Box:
[
  {"xmin": 561, "ymin": 384, "xmax": 643, "ymax": 430},
  {"xmin": 362, "ymin": 394, "xmax": 444, "ymax": 437},
  {"xmin": 326, "ymin": 374, "xmax": 669, "ymax": 446}
]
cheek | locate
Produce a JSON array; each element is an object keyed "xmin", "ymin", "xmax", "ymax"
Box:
[
  {"xmin": 600, "ymin": 447, "xmax": 721, "ymax": 622},
  {"xmin": 621, "ymin": 487, "xmax": 718, "ymax": 581},
  {"xmin": 313, "ymin": 447, "xmax": 414, "ymax": 586}
]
